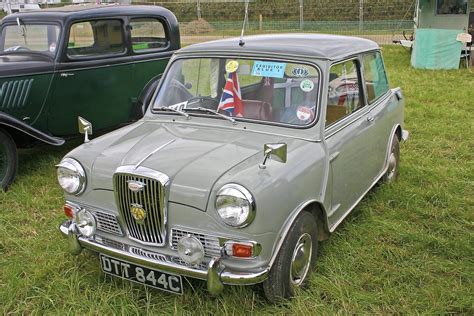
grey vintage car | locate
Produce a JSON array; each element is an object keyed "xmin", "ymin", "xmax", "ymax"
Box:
[{"xmin": 57, "ymin": 34, "xmax": 408, "ymax": 301}]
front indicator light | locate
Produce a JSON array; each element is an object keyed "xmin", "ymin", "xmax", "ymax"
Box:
[
  {"xmin": 224, "ymin": 242, "xmax": 260, "ymax": 258},
  {"xmin": 64, "ymin": 204, "xmax": 75, "ymax": 219}
]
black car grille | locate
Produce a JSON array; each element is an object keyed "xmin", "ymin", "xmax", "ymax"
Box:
[{"xmin": 114, "ymin": 173, "xmax": 167, "ymax": 246}]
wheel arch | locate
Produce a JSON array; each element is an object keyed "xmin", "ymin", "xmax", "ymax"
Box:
[
  {"xmin": 267, "ymin": 199, "xmax": 330, "ymax": 269},
  {"xmin": 132, "ymin": 74, "xmax": 162, "ymax": 119}
]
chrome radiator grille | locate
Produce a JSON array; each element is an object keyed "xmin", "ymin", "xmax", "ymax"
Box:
[
  {"xmin": 114, "ymin": 171, "xmax": 168, "ymax": 246},
  {"xmin": 171, "ymin": 229, "xmax": 222, "ymax": 258}
]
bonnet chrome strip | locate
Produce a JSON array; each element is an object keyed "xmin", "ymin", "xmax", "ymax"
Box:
[{"xmin": 134, "ymin": 139, "xmax": 175, "ymax": 169}]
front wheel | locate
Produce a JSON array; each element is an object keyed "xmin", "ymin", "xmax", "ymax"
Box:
[
  {"xmin": 263, "ymin": 211, "xmax": 318, "ymax": 302},
  {"xmin": 0, "ymin": 128, "xmax": 18, "ymax": 192}
]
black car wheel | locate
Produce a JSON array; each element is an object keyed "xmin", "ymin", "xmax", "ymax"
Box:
[
  {"xmin": 263, "ymin": 211, "xmax": 318, "ymax": 302},
  {"xmin": 0, "ymin": 128, "xmax": 18, "ymax": 192}
]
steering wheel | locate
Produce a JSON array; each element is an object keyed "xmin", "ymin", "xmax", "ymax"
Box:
[
  {"xmin": 186, "ymin": 96, "xmax": 219, "ymax": 110},
  {"xmin": 167, "ymin": 79, "xmax": 193, "ymax": 104},
  {"xmin": 4, "ymin": 46, "xmax": 31, "ymax": 52}
]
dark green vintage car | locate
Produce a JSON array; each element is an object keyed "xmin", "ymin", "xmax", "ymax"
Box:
[{"xmin": 0, "ymin": 5, "xmax": 180, "ymax": 190}]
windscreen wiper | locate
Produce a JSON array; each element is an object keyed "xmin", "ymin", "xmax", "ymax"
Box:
[
  {"xmin": 155, "ymin": 106, "xmax": 190, "ymax": 119},
  {"xmin": 186, "ymin": 107, "xmax": 236, "ymax": 124}
]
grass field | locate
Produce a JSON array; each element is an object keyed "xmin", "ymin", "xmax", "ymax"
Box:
[{"xmin": 0, "ymin": 46, "xmax": 473, "ymax": 314}]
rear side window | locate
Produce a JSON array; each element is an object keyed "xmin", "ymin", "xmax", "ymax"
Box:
[
  {"xmin": 67, "ymin": 19, "xmax": 125, "ymax": 58},
  {"xmin": 130, "ymin": 18, "xmax": 168, "ymax": 53},
  {"xmin": 362, "ymin": 52, "xmax": 389, "ymax": 103},
  {"xmin": 326, "ymin": 60, "xmax": 363, "ymax": 126}
]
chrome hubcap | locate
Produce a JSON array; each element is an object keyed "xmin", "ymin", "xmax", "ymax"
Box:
[
  {"xmin": 290, "ymin": 233, "xmax": 312, "ymax": 286},
  {"xmin": 386, "ymin": 152, "xmax": 397, "ymax": 180}
]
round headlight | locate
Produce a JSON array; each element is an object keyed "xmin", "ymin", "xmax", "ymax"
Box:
[
  {"xmin": 215, "ymin": 183, "xmax": 256, "ymax": 228},
  {"xmin": 76, "ymin": 209, "xmax": 96, "ymax": 237},
  {"xmin": 56, "ymin": 158, "xmax": 86, "ymax": 195}
]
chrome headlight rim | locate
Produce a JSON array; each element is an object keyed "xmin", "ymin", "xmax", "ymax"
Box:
[
  {"xmin": 56, "ymin": 157, "xmax": 87, "ymax": 196},
  {"xmin": 215, "ymin": 183, "xmax": 256, "ymax": 228}
]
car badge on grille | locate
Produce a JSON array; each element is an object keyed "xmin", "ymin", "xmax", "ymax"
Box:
[
  {"xmin": 130, "ymin": 203, "xmax": 147, "ymax": 223},
  {"xmin": 127, "ymin": 180, "xmax": 146, "ymax": 192}
]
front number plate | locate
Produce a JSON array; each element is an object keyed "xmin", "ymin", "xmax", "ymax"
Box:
[{"xmin": 99, "ymin": 254, "xmax": 183, "ymax": 295}]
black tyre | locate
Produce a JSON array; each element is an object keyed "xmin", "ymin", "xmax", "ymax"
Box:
[
  {"xmin": 382, "ymin": 134, "xmax": 400, "ymax": 183},
  {"xmin": 0, "ymin": 128, "xmax": 18, "ymax": 192},
  {"xmin": 263, "ymin": 211, "xmax": 318, "ymax": 302}
]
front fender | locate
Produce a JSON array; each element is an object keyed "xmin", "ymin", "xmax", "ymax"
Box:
[{"xmin": 0, "ymin": 111, "xmax": 64, "ymax": 146}]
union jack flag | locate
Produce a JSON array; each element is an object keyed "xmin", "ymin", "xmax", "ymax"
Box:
[{"xmin": 217, "ymin": 72, "xmax": 243, "ymax": 117}]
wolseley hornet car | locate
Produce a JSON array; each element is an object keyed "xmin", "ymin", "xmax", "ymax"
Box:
[
  {"xmin": 57, "ymin": 34, "xmax": 408, "ymax": 301},
  {"xmin": 0, "ymin": 5, "xmax": 180, "ymax": 190}
]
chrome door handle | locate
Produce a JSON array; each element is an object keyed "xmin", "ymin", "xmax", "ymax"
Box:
[
  {"xmin": 60, "ymin": 72, "xmax": 75, "ymax": 78},
  {"xmin": 367, "ymin": 116, "xmax": 375, "ymax": 122}
]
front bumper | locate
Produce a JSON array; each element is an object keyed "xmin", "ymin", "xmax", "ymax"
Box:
[{"xmin": 59, "ymin": 221, "xmax": 269, "ymax": 295}]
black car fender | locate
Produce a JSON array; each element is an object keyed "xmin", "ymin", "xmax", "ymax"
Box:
[{"xmin": 0, "ymin": 111, "xmax": 65, "ymax": 146}]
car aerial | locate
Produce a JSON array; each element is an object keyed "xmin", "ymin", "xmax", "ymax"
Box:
[
  {"xmin": 57, "ymin": 33, "xmax": 409, "ymax": 302},
  {"xmin": 0, "ymin": 4, "xmax": 180, "ymax": 190}
]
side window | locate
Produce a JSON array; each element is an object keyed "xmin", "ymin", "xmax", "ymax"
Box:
[
  {"xmin": 67, "ymin": 19, "xmax": 125, "ymax": 58},
  {"xmin": 436, "ymin": 0, "xmax": 468, "ymax": 15},
  {"xmin": 130, "ymin": 18, "xmax": 169, "ymax": 53},
  {"xmin": 326, "ymin": 60, "xmax": 363, "ymax": 126},
  {"xmin": 363, "ymin": 52, "xmax": 389, "ymax": 103}
]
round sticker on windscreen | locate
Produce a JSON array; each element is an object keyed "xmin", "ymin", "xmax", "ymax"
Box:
[
  {"xmin": 49, "ymin": 43, "xmax": 57, "ymax": 53},
  {"xmin": 296, "ymin": 106, "xmax": 314, "ymax": 121},
  {"xmin": 300, "ymin": 79, "xmax": 314, "ymax": 92},
  {"xmin": 226, "ymin": 60, "xmax": 239, "ymax": 73}
]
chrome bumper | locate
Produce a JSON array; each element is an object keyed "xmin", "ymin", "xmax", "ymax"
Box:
[{"xmin": 59, "ymin": 221, "xmax": 269, "ymax": 295}]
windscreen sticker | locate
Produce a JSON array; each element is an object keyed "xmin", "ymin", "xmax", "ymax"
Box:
[
  {"xmin": 291, "ymin": 67, "xmax": 309, "ymax": 77},
  {"xmin": 296, "ymin": 106, "xmax": 314, "ymax": 121},
  {"xmin": 226, "ymin": 60, "xmax": 239, "ymax": 73},
  {"xmin": 251, "ymin": 61, "xmax": 286, "ymax": 78},
  {"xmin": 300, "ymin": 79, "xmax": 314, "ymax": 92}
]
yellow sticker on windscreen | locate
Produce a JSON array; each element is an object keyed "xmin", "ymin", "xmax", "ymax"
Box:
[{"xmin": 226, "ymin": 60, "xmax": 239, "ymax": 73}]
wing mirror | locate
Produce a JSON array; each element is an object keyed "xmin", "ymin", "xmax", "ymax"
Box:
[
  {"xmin": 259, "ymin": 143, "xmax": 287, "ymax": 169},
  {"xmin": 78, "ymin": 116, "xmax": 93, "ymax": 143}
]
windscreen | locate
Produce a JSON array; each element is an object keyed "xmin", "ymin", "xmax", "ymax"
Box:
[
  {"xmin": 153, "ymin": 57, "xmax": 320, "ymax": 126},
  {"xmin": 1, "ymin": 23, "xmax": 60, "ymax": 56}
]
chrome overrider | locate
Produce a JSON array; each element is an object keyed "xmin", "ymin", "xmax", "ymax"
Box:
[{"xmin": 59, "ymin": 221, "xmax": 269, "ymax": 295}]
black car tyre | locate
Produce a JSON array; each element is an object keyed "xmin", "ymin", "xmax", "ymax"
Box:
[
  {"xmin": 263, "ymin": 211, "xmax": 318, "ymax": 303},
  {"xmin": 382, "ymin": 134, "xmax": 400, "ymax": 183},
  {"xmin": 0, "ymin": 128, "xmax": 18, "ymax": 192}
]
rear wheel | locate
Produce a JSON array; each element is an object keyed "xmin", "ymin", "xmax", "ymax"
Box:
[
  {"xmin": 382, "ymin": 134, "xmax": 400, "ymax": 183},
  {"xmin": 263, "ymin": 212, "xmax": 318, "ymax": 302},
  {"xmin": 0, "ymin": 128, "xmax": 18, "ymax": 192}
]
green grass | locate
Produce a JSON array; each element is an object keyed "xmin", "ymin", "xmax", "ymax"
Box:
[{"xmin": 1, "ymin": 46, "xmax": 473, "ymax": 314}]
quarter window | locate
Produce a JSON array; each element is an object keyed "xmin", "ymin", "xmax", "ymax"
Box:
[
  {"xmin": 326, "ymin": 60, "xmax": 363, "ymax": 126},
  {"xmin": 67, "ymin": 19, "xmax": 125, "ymax": 58},
  {"xmin": 130, "ymin": 18, "xmax": 168, "ymax": 52},
  {"xmin": 362, "ymin": 52, "xmax": 389, "ymax": 104}
]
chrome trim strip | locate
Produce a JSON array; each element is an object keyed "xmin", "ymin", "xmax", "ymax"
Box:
[
  {"xmin": 134, "ymin": 139, "xmax": 175, "ymax": 169},
  {"xmin": 59, "ymin": 222, "xmax": 269, "ymax": 286}
]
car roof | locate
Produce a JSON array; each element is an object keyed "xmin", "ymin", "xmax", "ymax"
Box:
[
  {"xmin": 1, "ymin": 4, "xmax": 175, "ymax": 23},
  {"xmin": 177, "ymin": 33, "xmax": 380, "ymax": 61}
]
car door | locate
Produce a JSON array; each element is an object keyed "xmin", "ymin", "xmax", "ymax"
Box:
[
  {"xmin": 324, "ymin": 58, "xmax": 378, "ymax": 229},
  {"xmin": 47, "ymin": 18, "xmax": 135, "ymax": 136},
  {"xmin": 361, "ymin": 51, "xmax": 393, "ymax": 178}
]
